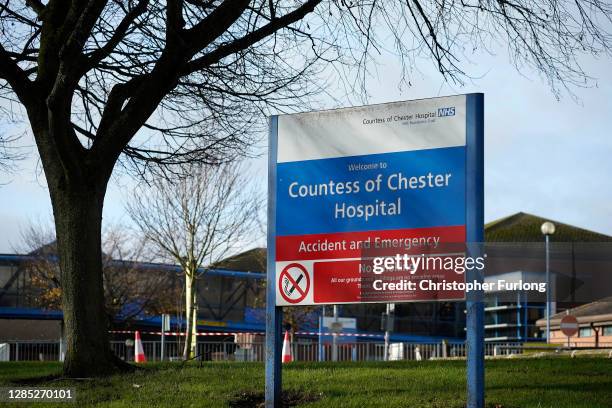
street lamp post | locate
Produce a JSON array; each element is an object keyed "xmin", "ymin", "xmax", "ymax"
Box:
[{"xmin": 541, "ymin": 221, "xmax": 555, "ymax": 343}]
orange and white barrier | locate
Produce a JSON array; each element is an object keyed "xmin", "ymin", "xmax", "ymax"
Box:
[{"xmin": 109, "ymin": 330, "xmax": 384, "ymax": 338}]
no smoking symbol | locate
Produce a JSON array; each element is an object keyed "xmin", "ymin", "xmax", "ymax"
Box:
[{"xmin": 279, "ymin": 263, "xmax": 310, "ymax": 304}]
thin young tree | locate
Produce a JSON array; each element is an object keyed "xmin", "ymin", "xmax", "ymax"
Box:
[
  {"xmin": 127, "ymin": 162, "xmax": 261, "ymax": 359},
  {"xmin": 1, "ymin": 0, "xmax": 611, "ymax": 376}
]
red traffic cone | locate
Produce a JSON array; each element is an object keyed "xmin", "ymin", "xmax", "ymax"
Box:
[
  {"xmin": 282, "ymin": 330, "xmax": 292, "ymax": 363},
  {"xmin": 134, "ymin": 331, "xmax": 146, "ymax": 363}
]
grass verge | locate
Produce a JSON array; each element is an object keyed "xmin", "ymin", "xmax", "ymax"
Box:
[{"xmin": 0, "ymin": 357, "xmax": 610, "ymax": 407}]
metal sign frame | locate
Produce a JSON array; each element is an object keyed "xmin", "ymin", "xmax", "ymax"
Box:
[{"xmin": 266, "ymin": 93, "xmax": 484, "ymax": 408}]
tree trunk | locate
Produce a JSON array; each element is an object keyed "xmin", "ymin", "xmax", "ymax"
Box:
[
  {"xmin": 183, "ymin": 272, "xmax": 197, "ymax": 360},
  {"xmin": 191, "ymin": 300, "xmax": 198, "ymax": 358},
  {"xmin": 50, "ymin": 185, "xmax": 126, "ymax": 376}
]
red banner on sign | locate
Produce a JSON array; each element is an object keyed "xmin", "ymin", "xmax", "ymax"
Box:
[{"xmin": 276, "ymin": 225, "xmax": 465, "ymax": 262}]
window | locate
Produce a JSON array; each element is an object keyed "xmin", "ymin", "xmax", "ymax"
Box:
[
  {"xmin": 579, "ymin": 327, "xmax": 593, "ymax": 337},
  {"xmin": 603, "ymin": 326, "xmax": 612, "ymax": 336}
]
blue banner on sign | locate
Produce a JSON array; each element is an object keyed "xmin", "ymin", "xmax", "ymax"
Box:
[{"xmin": 276, "ymin": 146, "xmax": 466, "ymax": 236}]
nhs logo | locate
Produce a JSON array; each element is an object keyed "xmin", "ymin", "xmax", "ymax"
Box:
[{"xmin": 437, "ymin": 107, "xmax": 455, "ymax": 117}]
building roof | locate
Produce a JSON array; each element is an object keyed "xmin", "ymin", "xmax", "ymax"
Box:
[
  {"xmin": 485, "ymin": 212, "xmax": 612, "ymax": 242},
  {"xmin": 0, "ymin": 307, "xmax": 63, "ymax": 320},
  {"xmin": 211, "ymin": 247, "xmax": 266, "ymax": 273},
  {"xmin": 535, "ymin": 296, "xmax": 612, "ymax": 327}
]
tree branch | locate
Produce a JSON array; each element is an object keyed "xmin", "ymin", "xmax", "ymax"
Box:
[
  {"xmin": 92, "ymin": 0, "xmax": 254, "ymax": 166},
  {"xmin": 0, "ymin": 44, "xmax": 36, "ymax": 106},
  {"xmin": 25, "ymin": 0, "xmax": 45, "ymax": 16},
  {"xmin": 166, "ymin": 0, "xmax": 186, "ymax": 47},
  {"xmin": 184, "ymin": 0, "xmax": 251, "ymax": 54},
  {"xmin": 85, "ymin": 0, "xmax": 150, "ymax": 69},
  {"xmin": 184, "ymin": 0, "xmax": 322, "ymax": 73},
  {"xmin": 58, "ymin": 0, "xmax": 109, "ymax": 78}
]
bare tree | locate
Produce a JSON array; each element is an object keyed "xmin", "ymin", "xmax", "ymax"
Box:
[
  {"xmin": 19, "ymin": 222, "xmax": 177, "ymax": 321},
  {"xmin": 1, "ymin": 0, "xmax": 611, "ymax": 376},
  {"xmin": 127, "ymin": 162, "xmax": 261, "ymax": 359},
  {"xmin": 18, "ymin": 222, "xmax": 63, "ymax": 308},
  {"xmin": 100, "ymin": 226, "xmax": 180, "ymax": 321}
]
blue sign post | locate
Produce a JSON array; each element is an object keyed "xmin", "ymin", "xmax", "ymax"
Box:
[
  {"xmin": 266, "ymin": 94, "xmax": 484, "ymax": 407},
  {"xmin": 265, "ymin": 116, "xmax": 282, "ymax": 407},
  {"xmin": 465, "ymin": 94, "xmax": 485, "ymax": 408}
]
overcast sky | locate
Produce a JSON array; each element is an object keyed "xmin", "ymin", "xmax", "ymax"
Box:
[{"xmin": 1, "ymin": 46, "xmax": 611, "ymax": 253}]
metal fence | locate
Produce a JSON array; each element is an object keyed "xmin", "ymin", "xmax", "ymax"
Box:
[
  {"xmin": 0, "ymin": 340, "xmax": 530, "ymax": 362},
  {"xmin": 4, "ymin": 340, "xmax": 611, "ymax": 362},
  {"xmin": 0, "ymin": 341, "xmax": 60, "ymax": 361},
  {"xmin": 108, "ymin": 340, "xmax": 535, "ymax": 362}
]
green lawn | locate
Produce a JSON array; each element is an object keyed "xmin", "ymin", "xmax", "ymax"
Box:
[{"xmin": 0, "ymin": 357, "xmax": 610, "ymax": 407}]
